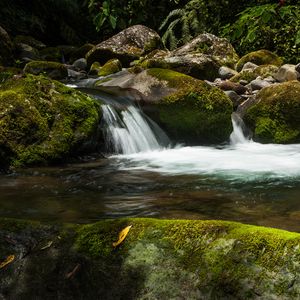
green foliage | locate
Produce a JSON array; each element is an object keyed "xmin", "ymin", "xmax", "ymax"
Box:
[
  {"xmin": 86, "ymin": 0, "xmax": 180, "ymax": 38},
  {"xmin": 222, "ymin": 4, "xmax": 300, "ymax": 63}
]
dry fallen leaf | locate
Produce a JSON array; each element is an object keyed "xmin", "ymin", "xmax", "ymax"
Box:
[
  {"xmin": 112, "ymin": 225, "xmax": 132, "ymax": 247},
  {"xmin": 0, "ymin": 255, "xmax": 15, "ymax": 269},
  {"xmin": 65, "ymin": 263, "xmax": 81, "ymax": 279}
]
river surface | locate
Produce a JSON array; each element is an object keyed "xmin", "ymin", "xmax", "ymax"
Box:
[{"xmin": 1, "ymin": 142, "xmax": 300, "ymax": 232}]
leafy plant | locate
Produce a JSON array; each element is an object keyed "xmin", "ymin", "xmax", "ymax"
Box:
[{"xmin": 222, "ymin": 4, "xmax": 300, "ymax": 63}]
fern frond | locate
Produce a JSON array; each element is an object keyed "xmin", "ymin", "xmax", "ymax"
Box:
[{"xmin": 159, "ymin": 8, "xmax": 184, "ymax": 31}]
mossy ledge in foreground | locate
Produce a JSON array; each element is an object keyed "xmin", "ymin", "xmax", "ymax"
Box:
[{"xmin": 1, "ymin": 217, "xmax": 300, "ymax": 299}]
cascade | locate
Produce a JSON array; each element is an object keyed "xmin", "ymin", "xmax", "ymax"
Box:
[
  {"xmin": 102, "ymin": 104, "xmax": 169, "ymax": 154},
  {"xmin": 230, "ymin": 113, "xmax": 249, "ymax": 145}
]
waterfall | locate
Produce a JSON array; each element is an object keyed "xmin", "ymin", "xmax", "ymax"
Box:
[
  {"xmin": 102, "ymin": 104, "xmax": 169, "ymax": 154},
  {"xmin": 230, "ymin": 113, "xmax": 249, "ymax": 145}
]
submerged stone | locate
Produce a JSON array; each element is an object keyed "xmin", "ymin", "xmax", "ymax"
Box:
[{"xmin": 1, "ymin": 217, "xmax": 300, "ymax": 299}]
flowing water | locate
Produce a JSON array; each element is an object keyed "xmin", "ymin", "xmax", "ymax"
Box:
[{"xmin": 1, "ymin": 90, "xmax": 300, "ymax": 232}]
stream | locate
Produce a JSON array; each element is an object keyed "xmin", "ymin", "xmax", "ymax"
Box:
[{"xmin": 1, "ymin": 87, "xmax": 300, "ymax": 232}]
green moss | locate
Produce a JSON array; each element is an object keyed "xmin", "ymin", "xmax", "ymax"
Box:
[
  {"xmin": 236, "ymin": 50, "xmax": 283, "ymax": 72},
  {"xmin": 23, "ymin": 60, "xmax": 68, "ymax": 80},
  {"xmin": 0, "ymin": 74, "xmax": 102, "ymax": 168},
  {"xmin": 147, "ymin": 68, "xmax": 233, "ymax": 143},
  {"xmin": 244, "ymin": 80, "xmax": 300, "ymax": 143},
  {"xmin": 2, "ymin": 217, "xmax": 300, "ymax": 298},
  {"xmin": 98, "ymin": 58, "xmax": 122, "ymax": 76},
  {"xmin": 231, "ymin": 64, "xmax": 279, "ymax": 83}
]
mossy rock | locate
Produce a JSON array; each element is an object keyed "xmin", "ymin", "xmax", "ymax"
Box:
[
  {"xmin": 231, "ymin": 64, "xmax": 279, "ymax": 83},
  {"xmin": 146, "ymin": 68, "xmax": 233, "ymax": 144},
  {"xmin": 1, "ymin": 217, "xmax": 300, "ymax": 299},
  {"xmin": 236, "ymin": 50, "xmax": 283, "ymax": 72},
  {"xmin": 98, "ymin": 59, "xmax": 122, "ymax": 76},
  {"xmin": 23, "ymin": 61, "xmax": 68, "ymax": 80},
  {"xmin": 40, "ymin": 47, "xmax": 63, "ymax": 62},
  {"xmin": 244, "ymin": 80, "xmax": 300, "ymax": 143},
  {"xmin": 86, "ymin": 25, "xmax": 162, "ymax": 68},
  {"xmin": 14, "ymin": 35, "xmax": 46, "ymax": 49},
  {"xmin": 69, "ymin": 43, "xmax": 94, "ymax": 63},
  {"xmin": 0, "ymin": 67, "xmax": 22, "ymax": 84},
  {"xmin": 0, "ymin": 74, "xmax": 102, "ymax": 168}
]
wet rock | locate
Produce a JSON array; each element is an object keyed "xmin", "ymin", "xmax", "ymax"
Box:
[
  {"xmin": 24, "ymin": 61, "xmax": 68, "ymax": 80},
  {"xmin": 236, "ymin": 50, "xmax": 282, "ymax": 72},
  {"xmin": 67, "ymin": 69, "xmax": 87, "ymax": 80},
  {"xmin": 96, "ymin": 68, "xmax": 233, "ymax": 144},
  {"xmin": 0, "ymin": 75, "xmax": 102, "ymax": 168},
  {"xmin": 244, "ymin": 80, "xmax": 300, "ymax": 143},
  {"xmin": 218, "ymin": 66, "xmax": 238, "ymax": 80},
  {"xmin": 1, "ymin": 217, "xmax": 300, "ymax": 299},
  {"xmin": 274, "ymin": 64, "xmax": 300, "ymax": 82},
  {"xmin": 224, "ymin": 90, "xmax": 243, "ymax": 109},
  {"xmin": 0, "ymin": 26, "xmax": 14, "ymax": 66},
  {"xmin": 86, "ymin": 25, "xmax": 162, "ymax": 67},
  {"xmin": 72, "ymin": 58, "xmax": 87, "ymax": 71}
]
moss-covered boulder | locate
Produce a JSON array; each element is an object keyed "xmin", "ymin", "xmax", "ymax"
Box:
[
  {"xmin": 1, "ymin": 217, "xmax": 300, "ymax": 299},
  {"xmin": 98, "ymin": 58, "xmax": 122, "ymax": 77},
  {"xmin": 69, "ymin": 43, "xmax": 94, "ymax": 63},
  {"xmin": 244, "ymin": 81, "xmax": 300, "ymax": 143},
  {"xmin": 236, "ymin": 50, "xmax": 283, "ymax": 72},
  {"xmin": 0, "ymin": 74, "xmax": 102, "ymax": 168},
  {"xmin": 23, "ymin": 61, "xmax": 68, "ymax": 80},
  {"xmin": 140, "ymin": 33, "xmax": 239, "ymax": 81},
  {"xmin": 147, "ymin": 69, "xmax": 233, "ymax": 143},
  {"xmin": 0, "ymin": 26, "xmax": 14, "ymax": 66},
  {"xmin": 86, "ymin": 25, "xmax": 162, "ymax": 68},
  {"xmin": 95, "ymin": 68, "xmax": 232, "ymax": 143}
]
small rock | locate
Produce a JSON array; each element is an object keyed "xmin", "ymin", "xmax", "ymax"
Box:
[
  {"xmin": 239, "ymin": 80, "xmax": 248, "ymax": 86},
  {"xmin": 217, "ymin": 80, "xmax": 248, "ymax": 95},
  {"xmin": 242, "ymin": 62, "xmax": 258, "ymax": 71},
  {"xmin": 72, "ymin": 58, "xmax": 87, "ymax": 71},
  {"xmin": 218, "ymin": 66, "xmax": 238, "ymax": 80},
  {"xmin": 264, "ymin": 76, "xmax": 276, "ymax": 83},
  {"xmin": 250, "ymin": 78, "xmax": 271, "ymax": 91},
  {"xmin": 274, "ymin": 64, "xmax": 299, "ymax": 82},
  {"xmin": 224, "ymin": 90, "xmax": 243, "ymax": 109},
  {"xmin": 67, "ymin": 69, "xmax": 87, "ymax": 80}
]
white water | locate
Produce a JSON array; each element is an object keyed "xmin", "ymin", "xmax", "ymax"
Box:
[
  {"xmin": 102, "ymin": 105, "xmax": 165, "ymax": 154},
  {"xmin": 112, "ymin": 113, "xmax": 300, "ymax": 180}
]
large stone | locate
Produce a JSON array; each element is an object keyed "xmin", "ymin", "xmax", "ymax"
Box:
[
  {"xmin": 236, "ymin": 50, "xmax": 282, "ymax": 72},
  {"xmin": 95, "ymin": 68, "xmax": 233, "ymax": 144},
  {"xmin": 14, "ymin": 43, "xmax": 40, "ymax": 61},
  {"xmin": 0, "ymin": 75, "xmax": 102, "ymax": 168},
  {"xmin": 244, "ymin": 81, "xmax": 300, "ymax": 143},
  {"xmin": 14, "ymin": 35, "xmax": 46, "ymax": 50},
  {"xmin": 1, "ymin": 217, "xmax": 300, "ymax": 299},
  {"xmin": 23, "ymin": 61, "xmax": 68, "ymax": 80},
  {"xmin": 0, "ymin": 26, "xmax": 14, "ymax": 66},
  {"xmin": 140, "ymin": 33, "xmax": 239, "ymax": 81},
  {"xmin": 86, "ymin": 25, "xmax": 162, "ymax": 68}
]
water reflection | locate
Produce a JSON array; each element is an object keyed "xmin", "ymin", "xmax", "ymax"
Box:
[{"xmin": 0, "ymin": 156, "xmax": 300, "ymax": 232}]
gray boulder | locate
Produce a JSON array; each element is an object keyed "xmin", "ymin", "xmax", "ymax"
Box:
[
  {"xmin": 249, "ymin": 77, "xmax": 272, "ymax": 91},
  {"xmin": 72, "ymin": 58, "xmax": 87, "ymax": 71},
  {"xmin": 86, "ymin": 25, "xmax": 162, "ymax": 67},
  {"xmin": 274, "ymin": 64, "xmax": 300, "ymax": 82},
  {"xmin": 218, "ymin": 66, "xmax": 238, "ymax": 80}
]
